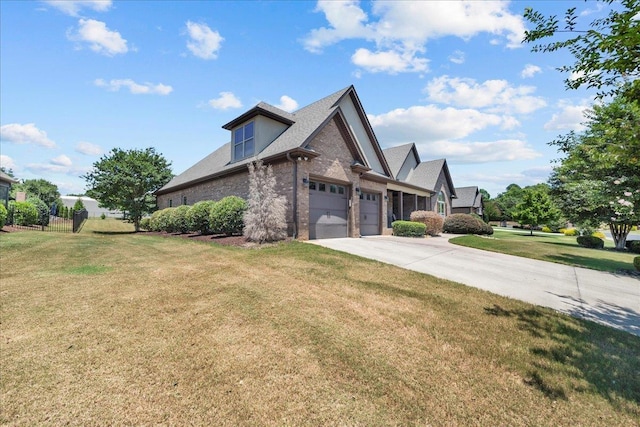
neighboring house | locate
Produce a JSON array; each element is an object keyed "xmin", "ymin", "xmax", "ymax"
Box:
[
  {"xmin": 0, "ymin": 171, "xmax": 18, "ymax": 208},
  {"xmin": 452, "ymin": 186, "xmax": 484, "ymax": 215},
  {"xmin": 60, "ymin": 196, "xmax": 121, "ymax": 218},
  {"xmin": 156, "ymin": 86, "xmax": 457, "ymax": 240}
]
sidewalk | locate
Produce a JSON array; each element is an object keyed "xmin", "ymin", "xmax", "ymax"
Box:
[{"xmin": 309, "ymin": 235, "xmax": 640, "ymax": 337}]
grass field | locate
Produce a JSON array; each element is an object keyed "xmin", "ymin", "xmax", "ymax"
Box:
[
  {"xmin": 1, "ymin": 220, "xmax": 639, "ymax": 425},
  {"xmin": 450, "ymin": 230, "xmax": 638, "ymax": 273}
]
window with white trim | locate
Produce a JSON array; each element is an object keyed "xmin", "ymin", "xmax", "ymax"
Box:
[
  {"xmin": 233, "ymin": 121, "xmax": 254, "ymax": 160},
  {"xmin": 437, "ymin": 191, "xmax": 446, "ymax": 216}
]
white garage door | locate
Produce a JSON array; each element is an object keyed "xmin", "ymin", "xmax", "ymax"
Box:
[
  {"xmin": 359, "ymin": 192, "xmax": 380, "ymax": 236},
  {"xmin": 309, "ymin": 180, "xmax": 348, "ymax": 239}
]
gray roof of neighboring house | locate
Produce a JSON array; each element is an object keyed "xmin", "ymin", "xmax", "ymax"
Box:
[
  {"xmin": 452, "ymin": 186, "xmax": 481, "ymax": 208},
  {"xmin": 158, "ymin": 86, "xmax": 355, "ymax": 194},
  {"xmin": 0, "ymin": 171, "xmax": 18, "ymax": 185},
  {"xmin": 382, "ymin": 143, "xmax": 419, "ymax": 178},
  {"xmin": 405, "ymin": 159, "xmax": 456, "ymax": 198}
]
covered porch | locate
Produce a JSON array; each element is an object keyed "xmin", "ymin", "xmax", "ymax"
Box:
[{"xmin": 386, "ymin": 182, "xmax": 433, "ymax": 227}]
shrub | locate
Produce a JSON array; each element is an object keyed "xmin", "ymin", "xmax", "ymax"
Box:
[
  {"xmin": 443, "ymin": 213, "xmax": 493, "ymax": 235},
  {"xmin": 12, "ymin": 201, "xmax": 39, "ymax": 226},
  {"xmin": 27, "ymin": 197, "xmax": 50, "ymax": 226},
  {"xmin": 563, "ymin": 228, "xmax": 579, "ymax": 236},
  {"xmin": 591, "ymin": 231, "xmax": 606, "ymax": 239},
  {"xmin": 392, "ymin": 220, "xmax": 426, "ymax": 237},
  {"xmin": 634, "ymin": 256, "xmax": 640, "ymax": 272},
  {"xmin": 169, "ymin": 205, "xmax": 192, "ymax": 233},
  {"xmin": 210, "ymin": 196, "xmax": 247, "ymax": 236},
  {"xmin": 187, "ymin": 200, "xmax": 216, "ymax": 234},
  {"xmin": 0, "ymin": 203, "xmax": 7, "ymax": 228},
  {"xmin": 139, "ymin": 217, "xmax": 151, "ymax": 231},
  {"xmin": 576, "ymin": 235, "xmax": 604, "ymax": 249},
  {"xmin": 73, "ymin": 198, "xmax": 85, "ymax": 211},
  {"xmin": 541, "ymin": 226, "xmax": 552, "ymax": 233},
  {"xmin": 627, "ymin": 241, "xmax": 640, "ymax": 254},
  {"xmin": 100, "ymin": 213, "xmax": 106, "ymax": 220},
  {"xmin": 409, "ymin": 210, "xmax": 444, "ymax": 236},
  {"xmin": 149, "ymin": 208, "xmax": 174, "ymax": 232}
]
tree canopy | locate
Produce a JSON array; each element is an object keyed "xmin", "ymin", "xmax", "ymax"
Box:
[
  {"xmin": 11, "ymin": 178, "xmax": 60, "ymax": 207},
  {"xmin": 523, "ymin": 0, "xmax": 640, "ymax": 99},
  {"xmin": 512, "ymin": 188, "xmax": 560, "ymax": 236},
  {"xmin": 83, "ymin": 148, "xmax": 173, "ymax": 231},
  {"xmin": 549, "ymin": 95, "xmax": 640, "ymax": 249}
]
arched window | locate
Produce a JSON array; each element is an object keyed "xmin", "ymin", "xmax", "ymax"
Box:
[{"xmin": 437, "ymin": 191, "xmax": 446, "ymax": 216}]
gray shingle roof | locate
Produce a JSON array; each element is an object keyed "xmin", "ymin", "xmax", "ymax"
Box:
[
  {"xmin": 0, "ymin": 170, "xmax": 18, "ymax": 184},
  {"xmin": 382, "ymin": 143, "xmax": 416, "ymax": 178},
  {"xmin": 452, "ymin": 186, "xmax": 481, "ymax": 208},
  {"xmin": 406, "ymin": 159, "xmax": 444, "ymax": 190},
  {"xmin": 158, "ymin": 86, "xmax": 353, "ymax": 194}
]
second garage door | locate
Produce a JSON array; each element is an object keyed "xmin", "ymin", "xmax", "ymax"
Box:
[
  {"xmin": 309, "ymin": 180, "xmax": 348, "ymax": 239},
  {"xmin": 359, "ymin": 191, "xmax": 380, "ymax": 236}
]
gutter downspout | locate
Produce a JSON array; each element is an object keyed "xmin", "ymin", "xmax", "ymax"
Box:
[{"xmin": 286, "ymin": 153, "xmax": 298, "ymax": 239}]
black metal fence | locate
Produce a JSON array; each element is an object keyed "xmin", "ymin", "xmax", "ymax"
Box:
[{"xmin": 5, "ymin": 206, "xmax": 88, "ymax": 233}]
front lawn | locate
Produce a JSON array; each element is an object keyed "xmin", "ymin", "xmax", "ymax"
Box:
[
  {"xmin": 450, "ymin": 230, "xmax": 637, "ymax": 273},
  {"xmin": 1, "ymin": 229, "xmax": 638, "ymax": 425}
]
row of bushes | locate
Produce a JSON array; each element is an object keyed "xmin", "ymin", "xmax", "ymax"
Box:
[
  {"xmin": 140, "ymin": 196, "xmax": 247, "ymax": 236},
  {"xmin": 393, "ymin": 213, "xmax": 493, "ymax": 237},
  {"xmin": 3, "ymin": 199, "xmax": 49, "ymax": 227}
]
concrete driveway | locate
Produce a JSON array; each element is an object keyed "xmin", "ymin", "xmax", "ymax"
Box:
[{"xmin": 309, "ymin": 235, "xmax": 640, "ymax": 337}]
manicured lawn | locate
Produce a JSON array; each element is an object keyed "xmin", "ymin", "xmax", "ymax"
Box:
[
  {"xmin": 450, "ymin": 229, "xmax": 637, "ymax": 273},
  {"xmin": 1, "ymin": 225, "xmax": 638, "ymax": 425}
]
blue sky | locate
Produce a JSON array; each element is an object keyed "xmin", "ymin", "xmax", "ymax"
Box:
[{"xmin": 0, "ymin": 0, "xmax": 609, "ymax": 198}]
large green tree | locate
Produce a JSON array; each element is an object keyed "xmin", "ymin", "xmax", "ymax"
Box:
[
  {"xmin": 494, "ymin": 184, "xmax": 524, "ymax": 221},
  {"xmin": 549, "ymin": 95, "xmax": 640, "ymax": 250},
  {"xmin": 83, "ymin": 148, "xmax": 173, "ymax": 231},
  {"xmin": 524, "ymin": 0, "xmax": 640, "ymax": 99},
  {"xmin": 512, "ymin": 188, "xmax": 560, "ymax": 236},
  {"xmin": 11, "ymin": 178, "xmax": 60, "ymax": 207}
]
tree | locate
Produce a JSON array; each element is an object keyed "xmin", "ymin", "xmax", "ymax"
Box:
[
  {"xmin": 494, "ymin": 184, "xmax": 524, "ymax": 221},
  {"xmin": 479, "ymin": 188, "xmax": 491, "ymax": 201},
  {"xmin": 549, "ymin": 95, "xmax": 640, "ymax": 250},
  {"xmin": 83, "ymin": 148, "xmax": 173, "ymax": 232},
  {"xmin": 524, "ymin": 0, "xmax": 640, "ymax": 99},
  {"xmin": 11, "ymin": 178, "xmax": 60, "ymax": 207},
  {"xmin": 73, "ymin": 198, "xmax": 85, "ymax": 211},
  {"xmin": 512, "ymin": 188, "xmax": 560, "ymax": 236},
  {"xmin": 482, "ymin": 200, "xmax": 502, "ymax": 223},
  {"xmin": 243, "ymin": 160, "xmax": 287, "ymax": 243}
]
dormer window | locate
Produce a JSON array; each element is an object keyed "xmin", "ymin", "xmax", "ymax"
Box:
[{"xmin": 234, "ymin": 121, "xmax": 254, "ymax": 160}]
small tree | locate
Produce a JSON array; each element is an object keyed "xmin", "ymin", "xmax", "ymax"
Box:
[
  {"xmin": 512, "ymin": 189, "xmax": 560, "ymax": 236},
  {"xmin": 73, "ymin": 198, "xmax": 85, "ymax": 211},
  {"xmin": 243, "ymin": 160, "xmax": 287, "ymax": 243}
]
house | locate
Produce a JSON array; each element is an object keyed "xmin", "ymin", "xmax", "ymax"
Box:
[
  {"xmin": 156, "ymin": 85, "xmax": 458, "ymax": 240},
  {"xmin": 451, "ymin": 186, "xmax": 483, "ymax": 215},
  {"xmin": 0, "ymin": 171, "xmax": 18, "ymax": 208}
]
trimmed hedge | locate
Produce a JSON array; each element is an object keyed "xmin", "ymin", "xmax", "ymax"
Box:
[
  {"xmin": 139, "ymin": 217, "xmax": 151, "ymax": 231},
  {"xmin": 12, "ymin": 201, "xmax": 39, "ymax": 226},
  {"xmin": 27, "ymin": 197, "xmax": 50, "ymax": 226},
  {"xmin": 210, "ymin": 196, "xmax": 247, "ymax": 236},
  {"xmin": 409, "ymin": 210, "xmax": 443, "ymax": 236},
  {"xmin": 170, "ymin": 205, "xmax": 192, "ymax": 234},
  {"xmin": 592, "ymin": 231, "xmax": 606, "ymax": 239},
  {"xmin": 187, "ymin": 200, "xmax": 216, "ymax": 234},
  {"xmin": 563, "ymin": 228, "xmax": 579, "ymax": 236},
  {"xmin": 149, "ymin": 208, "xmax": 174, "ymax": 232},
  {"xmin": 392, "ymin": 220, "xmax": 426, "ymax": 237},
  {"xmin": 443, "ymin": 213, "xmax": 493, "ymax": 235},
  {"xmin": 634, "ymin": 256, "xmax": 640, "ymax": 272},
  {"xmin": 576, "ymin": 235, "xmax": 604, "ymax": 249},
  {"xmin": 626, "ymin": 241, "xmax": 640, "ymax": 254},
  {"xmin": 0, "ymin": 203, "xmax": 7, "ymax": 228}
]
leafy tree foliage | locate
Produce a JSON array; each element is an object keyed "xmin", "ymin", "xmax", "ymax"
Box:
[
  {"xmin": 512, "ymin": 188, "xmax": 560, "ymax": 236},
  {"xmin": 524, "ymin": 0, "xmax": 640, "ymax": 99},
  {"xmin": 482, "ymin": 200, "xmax": 502, "ymax": 223},
  {"xmin": 11, "ymin": 178, "xmax": 60, "ymax": 207},
  {"xmin": 83, "ymin": 148, "xmax": 173, "ymax": 231},
  {"xmin": 549, "ymin": 95, "xmax": 640, "ymax": 250},
  {"xmin": 243, "ymin": 160, "xmax": 287, "ymax": 243},
  {"xmin": 73, "ymin": 198, "xmax": 85, "ymax": 211},
  {"xmin": 479, "ymin": 188, "xmax": 491, "ymax": 201},
  {"xmin": 494, "ymin": 184, "xmax": 524, "ymax": 221}
]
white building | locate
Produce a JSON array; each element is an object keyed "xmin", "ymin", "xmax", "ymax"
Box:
[{"xmin": 60, "ymin": 196, "xmax": 122, "ymax": 218}]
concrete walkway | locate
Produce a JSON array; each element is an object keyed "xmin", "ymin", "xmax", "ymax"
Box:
[{"xmin": 309, "ymin": 235, "xmax": 640, "ymax": 337}]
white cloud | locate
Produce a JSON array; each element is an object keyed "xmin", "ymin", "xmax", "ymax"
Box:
[
  {"xmin": 0, "ymin": 155, "xmax": 17, "ymax": 171},
  {"xmin": 0, "ymin": 123, "xmax": 56, "ymax": 148},
  {"xmin": 274, "ymin": 95, "xmax": 299, "ymax": 112},
  {"xmin": 303, "ymin": 1, "xmax": 525, "ymax": 74},
  {"xmin": 185, "ymin": 21, "xmax": 223, "ymax": 60},
  {"xmin": 544, "ymin": 101, "xmax": 589, "ymax": 131},
  {"xmin": 51, "ymin": 154, "xmax": 72, "ymax": 167},
  {"xmin": 416, "ymin": 139, "xmax": 541, "ymax": 164},
  {"xmin": 208, "ymin": 92, "xmax": 242, "ymax": 110},
  {"xmin": 425, "ymin": 75, "xmax": 547, "ymax": 114},
  {"xmin": 68, "ymin": 19, "xmax": 128, "ymax": 56},
  {"xmin": 448, "ymin": 50, "xmax": 465, "ymax": 64},
  {"xmin": 521, "ymin": 64, "xmax": 541, "ymax": 78},
  {"xmin": 94, "ymin": 78, "xmax": 173, "ymax": 95},
  {"xmin": 352, "ymin": 48, "xmax": 428, "ymax": 74},
  {"xmin": 44, "ymin": 0, "xmax": 112, "ymax": 17},
  {"xmin": 75, "ymin": 141, "xmax": 103, "ymax": 156}
]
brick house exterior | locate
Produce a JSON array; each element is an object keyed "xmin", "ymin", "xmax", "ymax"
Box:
[{"xmin": 156, "ymin": 86, "xmax": 458, "ymax": 240}]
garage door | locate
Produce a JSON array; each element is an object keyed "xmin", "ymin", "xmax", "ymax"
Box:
[
  {"xmin": 309, "ymin": 180, "xmax": 348, "ymax": 239},
  {"xmin": 359, "ymin": 191, "xmax": 380, "ymax": 236}
]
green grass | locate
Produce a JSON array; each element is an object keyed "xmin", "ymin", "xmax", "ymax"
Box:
[
  {"xmin": 450, "ymin": 230, "xmax": 637, "ymax": 272},
  {"xmin": 1, "ymin": 229, "xmax": 639, "ymax": 425}
]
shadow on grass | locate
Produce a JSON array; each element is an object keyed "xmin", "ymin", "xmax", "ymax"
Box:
[
  {"xmin": 90, "ymin": 231, "xmax": 138, "ymax": 235},
  {"xmin": 485, "ymin": 304, "xmax": 640, "ymax": 413},
  {"xmin": 547, "ymin": 253, "xmax": 632, "ymax": 272}
]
